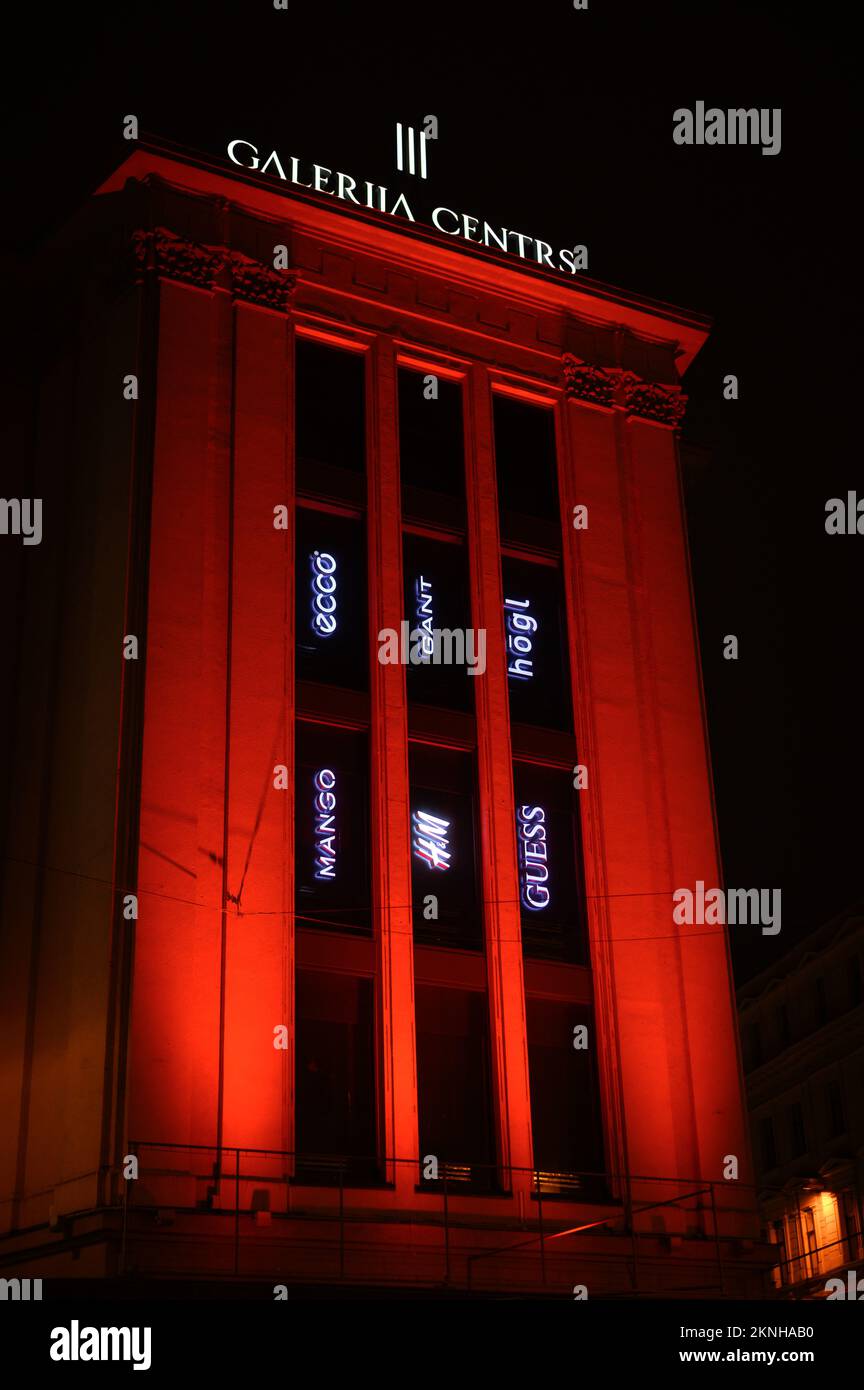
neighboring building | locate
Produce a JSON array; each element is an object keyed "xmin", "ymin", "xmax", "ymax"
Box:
[
  {"xmin": 739, "ymin": 905, "xmax": 864, "ymax": 1297},
  {"xmin": 0, "ymin": 139, "xmax": 772, "ymax": 1296}
]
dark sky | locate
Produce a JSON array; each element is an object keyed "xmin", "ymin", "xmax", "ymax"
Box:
[{"xmin": 4, "ymin": 1, "xmax": 856, "ymax": 980}]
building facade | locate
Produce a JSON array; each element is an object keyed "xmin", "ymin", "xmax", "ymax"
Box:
[
  {"xmin": 0, "ymin": 141, "xmax": 771, "ymax": 1296},
  {"xmin": 739, "ymin": 906, "xmax": 864, "ymax": 1297}
]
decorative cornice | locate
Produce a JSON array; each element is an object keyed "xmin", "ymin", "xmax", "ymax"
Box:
[
  {"xmin": 562, "ymin": 353, "xmax": 687, "ymax": 427},
  {"xmin": 226, "ymin": 252, "xmax": 296, "ymax": 310},
  {"xmin": 132, "ymin": 230, "xmax": 296, "ymax": 310},
  {"xmin": 132, "ymin": 228, "xmax": 225, "ymax": 289},
  {"xmin": 562, "ymin": 355, "xmax": 615, "ymax": 408},
  {"xmin": 621, "ymin": 376, "xmax": 688, "ymax": 427}
]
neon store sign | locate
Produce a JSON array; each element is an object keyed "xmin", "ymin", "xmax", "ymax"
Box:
[
  {"xmin": 313, "ymin": 768, "xmax": 337, "ymax": 880},
  {"xmin": 505, "ymin": 597, "xmax": 538, "ymax": 681},
  {"xmin": 516, "ymin": 804, "xmax": 550, "ymax": 910},
  {"xmin": 412, "ymin": 810, "xmax": 451, "ymax": 871},
  {"xmin": 311, "ymin": 550, "xmax": 337, "ymax": 637},
  {"xmin": 415, "ymin": 575, "xmax": 434, "ymax": 660}
]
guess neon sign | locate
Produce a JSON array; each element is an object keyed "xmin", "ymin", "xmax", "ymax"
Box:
[
  {"xmin": 412, "ymin": 810, "xmax": 451, "ymax": 871},
  {"xmin": 311, "ymin": 550, "xmax": 337, "ymax": 637},
  {"xmin": 516, "ymin": 804, "xmax": 550, "ymax": 910},
  {"xmin": 505, "ymin": 597, "xmax": 538, "ymax": 681},
  {"xmin": 415, "ymin": 575, "xmax": 434, "ymax": 661},
  {"xmin": 313, "ymin": 768, "xmax": 337, "ymax": 880}
]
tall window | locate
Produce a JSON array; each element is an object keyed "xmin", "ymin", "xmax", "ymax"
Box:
[
  {"xmin": 502, "ymin": 556, "xmax": 572, "ymax": 730},
  {"xmin": 415, "ymin": 984, "xmax": 495, "ymax": 1189},
  {"xmin": 514, "ymin": 761, "xmax": 586, "ymax": 962},
  {"xmin": 759, "ymin": 1115, "xmax": 777, "ymax": 1170},
  {"xmin": 398, "ymin": 366, "xmax": 465, "ymax": 525},
  {"xmin": 295, "ymin": 721, "xmax": 370, "ymax": 934},
  {"xmin": 826, "ymin": 1080, "xmax": 846, "ymax": 1138},
  {"xmin": 526, "ymin": 999, "xmax": 605, "ymax": 1197},
  {"xmin": 409, "ymin": 744, "xmax": 480, "ymax": 948},
  {"xmin": 787, "ymin": 1101, "xmax": 807, "ymax": 1157},
  {"xmin": 493, "ymin": 394, "xmax": 560, "ymax": 548},
  {"xmin": 295, "ymin": 337, "xmax": 365, "ymax": 502},
  {"xmin": 296, "ymin": 507, "xmax": 367, "ymax": 690},
  {"xmin": 295, "ymin": 969, "xmax": 377, "ymax": 1184},
  {"xmin": 403, "ymin": 534, "xmax": 474, "ymax": 711}
]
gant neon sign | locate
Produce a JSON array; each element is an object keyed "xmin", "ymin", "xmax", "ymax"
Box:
[
  {"xmin": 313, "ymin": 768, "xmax": 337, "ymax": 880},
  {"xmin": 516, "ymin": 804, "xmax": 550, "ymax": 910},
  {"xmin": 505, "ymin": 597, "xmax": 538, "ymax": 681},
  {"xmin": 415, "ymin": 575, "xmax": 434, "ymax": 661},
  {"xmin": 311, "ymin": 550, "xmax": 337, "ymax": 637},
  {"xmin": 412, "ymin": 810, "xmax": 451, "ymax": 870}
]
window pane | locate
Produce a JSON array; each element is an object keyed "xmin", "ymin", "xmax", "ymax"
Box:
[
  {"xmin": 410, "ymin": 744, "xmax": 480, "ymax": 948},
  {"xmin": 415, "ymin": 984, "xmax": 495, "ymax": 1188},
  {"xmin": 502, "ymin": 556, "xmax": 572, "ymax": 730},
  {"xmin": 295, "ymin": 722, "xmax": 370, "ymax": 934},
  {"xmin": 493, "ymin": 395, "xmax": 560, "ymax": 546},
  {"xmin": 296, "ymin": 338, "xmax": 365, "ymax": 501},
  {"xmin": 514, "ymin": 762, "xmax": 586, "ymax": 962},
  {"xmin": 403, "ymin": 534, "xmax": 474, "ymax": 711},
  {"xmin": 296, "ymin": 508, "xmax": 367, "ymax": 690},
  {"xmin": 527, "ymin": 999, "xmax": 605, "ymax": 1197},
  {"xmin": 399, "ymin": 367, "xmax": 465, "ymax": 524},
  {"xmin": 295, "ymin": 970, "xmax": 377, "ymax": 1184}
]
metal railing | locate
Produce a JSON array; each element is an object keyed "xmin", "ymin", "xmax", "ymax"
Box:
[{"xmin": 117, "ymin": 1140, "xmax": 781, "ymax": 1296}]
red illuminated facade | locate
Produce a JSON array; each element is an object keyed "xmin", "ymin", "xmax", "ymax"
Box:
[{"xmin": 0, "ymin": 143, "xmax": 773, "ymax": 1296}]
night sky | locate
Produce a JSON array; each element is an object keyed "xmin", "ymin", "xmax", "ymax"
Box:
[{"xmin": 4, "ymin": 0, "xmax": 856, "ymax": 980}]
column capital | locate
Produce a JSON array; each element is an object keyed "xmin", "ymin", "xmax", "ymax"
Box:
[
  {"xmin": 562, "ymin": 355, "xmax": 616, "ymax": 408},
  {"xmin": 132, "ymin": 226, "xmax": 225, "ymax": 289},
  {"xmin": 562, "ymin": 353, "xmax": 687, "ymax": 428},
  {"xmin": 131, "ymin": 228, "xmax": 296, "ymax": 309},
  {"xmin": 226, "ymin": 251, "xmax": 296, "ymax": 311}
]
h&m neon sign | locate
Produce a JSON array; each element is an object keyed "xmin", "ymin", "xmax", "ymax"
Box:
[
  {"xmin": 516, "ymin": 804, "xmax": 550, "ymax": 910},
  {"xmin": 412, "ymin": 809, "xmax": 451, "ymax": 871},
  {"xmin": 313, "ymin": 768, "xmax": 337, "ymax": 880}
]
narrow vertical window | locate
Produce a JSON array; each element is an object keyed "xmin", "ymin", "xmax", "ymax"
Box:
[
  {"xmin": 295, "ymin": 970, "xmax": 377, "ymax": 1185},
  {"xmin": 398, "ymin": 366, "xmax": 465, "ymax": 524},
  {"xmin": 296, "ymin": 508, "xmax": 367, "ymax": 690},
  {"xmin": 410, "ymin": 744, "xmax": 480, "ymax": 947},
  {"xmin": 296, "ymin": 337, "xmax": 365, "ymax": 501},
  {"xmin": 415, "ymin": 984, "xmax": 495, "ymax": 1190},
  {"xmin": 295, "ymin": 722, "xmax": 370, "ymax": 934}
]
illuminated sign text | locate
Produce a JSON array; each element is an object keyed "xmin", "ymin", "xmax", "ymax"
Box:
[
  {"xmin": 313, "ymin": 768, "xmax": 337, "ymax": 880},
  {"xmin": 505, "ymin": 597, "xmax": 537, "ymax": 680},
  {"xmin": 412, "ymin": 810, "xmax": 451, "ymax": 871},
  {"xmin": 311, "ymin": 550, "xmax": 337, "ymax": 637},
  {"xmin": 517, "ymin": 804, "xmax": 550, "ymax": 910},
  {"xmin": 227, "ymin": 141, "xmax": 585, "ymax": 277},
  {"xmin": 415, "ymin": 575, "xmax": 434, "ymax": 661}
]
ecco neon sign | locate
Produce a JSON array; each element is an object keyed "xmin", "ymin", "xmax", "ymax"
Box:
[
  {"xmin": 516, "ymin": 804, "xmax": 550, "ymax": 910},
  {"xmin": 313, "ymin": 768, "xmax": 337, "ymax": 880},
  {"xmin": 505, "ymin": 597, "xmax": 538, "ymax": 681},
  {"xmin": 311, "ymin": 550, "xmax": 337, "ymax": 637},
  {"xmin": 412, "ymin": 810, "xmax": 451, "ymax": 871}
]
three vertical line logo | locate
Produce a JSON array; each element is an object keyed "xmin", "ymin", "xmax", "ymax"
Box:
[{"xmin": 395, "ymin": 122, "xmax": 429, "ymax": 179}]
